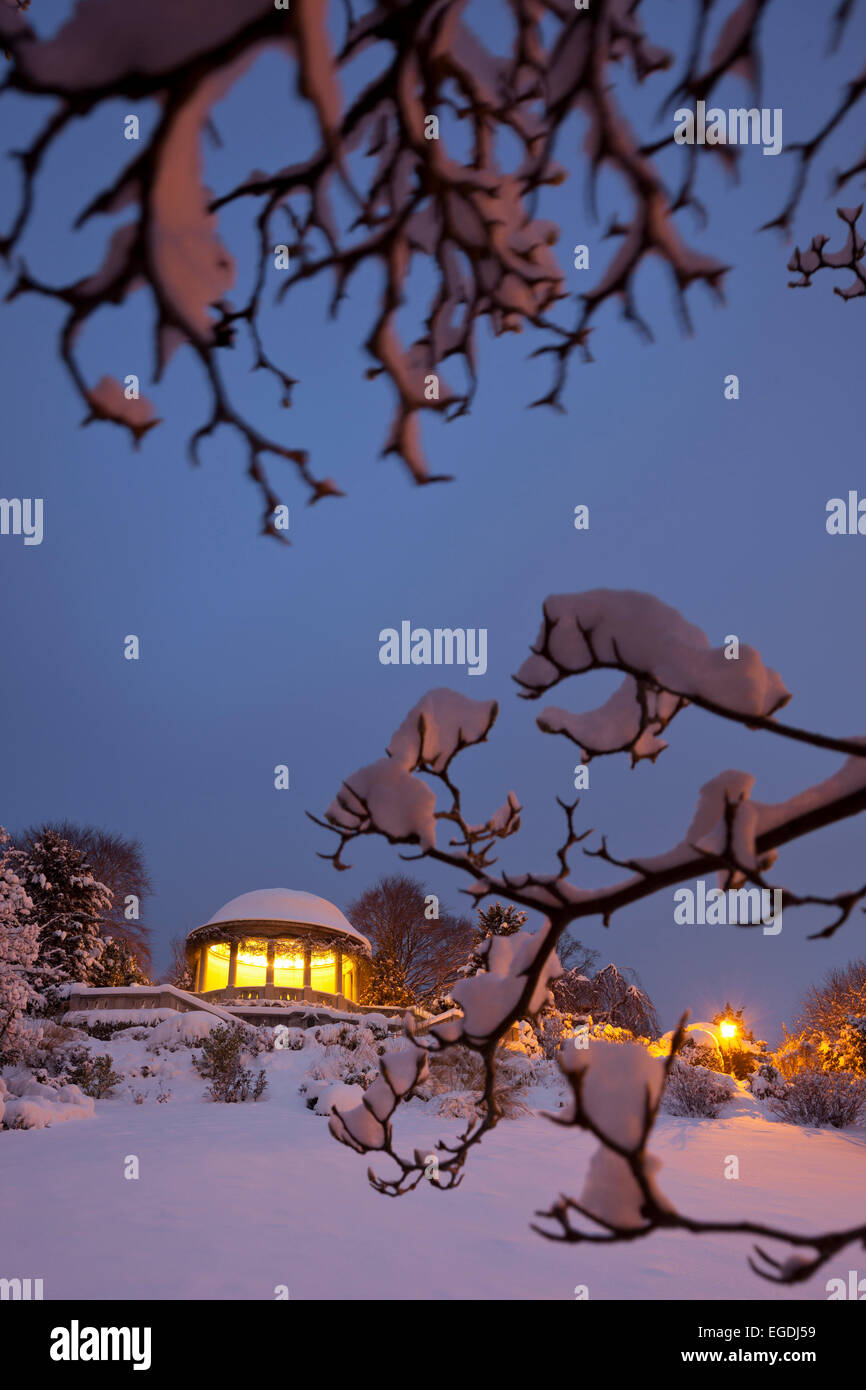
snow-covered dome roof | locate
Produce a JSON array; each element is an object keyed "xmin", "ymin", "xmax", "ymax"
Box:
[{"xmin": 195, "ymin": 888, "xmax": 369, "ymax": 949}]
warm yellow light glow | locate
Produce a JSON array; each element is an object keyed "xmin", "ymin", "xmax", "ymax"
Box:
[
  {"xmin": 200, "ymin": 937, "xmax": 347, "ymax": 994},
  {"xmin": 719, "ymin": 1020, "xmax": 738, "ymax": 1040}
]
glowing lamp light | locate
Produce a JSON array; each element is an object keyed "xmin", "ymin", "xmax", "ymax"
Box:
[{"xmin": 719, "ymin": 1020, "xmax": 738, "ymax": 1040}]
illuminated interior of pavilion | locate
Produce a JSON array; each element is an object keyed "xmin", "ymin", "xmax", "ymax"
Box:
[{"xmin": 186, "ymin": 889, "xmax": 371, "ymax": 1009}]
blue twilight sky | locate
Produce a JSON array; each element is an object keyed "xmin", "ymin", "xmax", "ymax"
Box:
[{"xmin": 1, "ymin": 0, "xmax": 865, "ymax": 1038}]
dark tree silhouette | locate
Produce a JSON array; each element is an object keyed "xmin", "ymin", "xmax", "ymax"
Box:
[
  {"xmin": 347, "ymin": 874, "xmax": 473, "ymax": 1003},
  {"xmin": 1, "ymin": 0, "xmax": 862, "ymax": 531}
]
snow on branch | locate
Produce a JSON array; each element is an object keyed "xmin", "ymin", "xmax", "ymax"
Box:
[
  {"xmin": 515, "ymin": 589, "xmax": 866, "ymax": 766},
  {"xmin": 313, "ymin": 590, "xmax": 866, "ymax": 1278},
  {"xmin": 515, "ymin": 589, "xmax": 790, "ymax": 764},
  {"xmin": 788, "ymin": 205, "xmax": 866, "ymax": 302},
  {"xmin": 309, "ymin": 688, "xmax": 512, "ymax": 872},
  {"xmin": 317, "ymin": 593, "xmax": 866, "ymax": 932},
  {"xmin": 532, "ymin": 1025, "xmax": 866, "ymax": 1285},
  {"xmin": 2, "ymin": 1, "xmax": 860, "ymax": 528}
]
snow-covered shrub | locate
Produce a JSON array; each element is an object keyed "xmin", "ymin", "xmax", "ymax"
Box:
[
  {"xmin": 79, "ymin": 1018, "xmax": 150, "ymax": 1041},
  {"xmin": 768, "ymin": 1070, "xmax": 866, "ymax": 1128},
  {"xmin": 534, "ymin": 1010, "xmax": 575, "ymax": 1060},
  {"xmin": 773, "ymin": 1027, "xmax": 821, "ymax": 1080},
  {"xmin": 14, "ymin": 1021, "xmax": 98, "ymax": 1086},
  {"xmin": 719, "ymin": 1044, "xmax": 760, "ymax": 1080},
  {"xmin": 355, "ymin": 1015, "xmax": 391, "ymax": 1042},
  {"xmin": 68, "ymin": 1053, "xmax": 124, "ymax": 1099},
  {"xmin": 271, "ymin": 1025, "xmax": 305, "ymax": 1051},
  {"xmin": 146, "ymin": 1012, "xmax": 222, "ymax": 1052},
  {"xmin": 425, "ymin": 1044, "xmax": 531, "ymax": 1120},
  {"xmin": 505, "ymin": 1018, "xmax": 544, "ymax": 1057},
  {"xmin": 661, "ymin": 1059, "xmax": 736, "ymax": 1118},
  {"xmin": 0, "ymin": 1072, "xmax": 96, "ymax": 1130},
  {"xmin": 589, "ymin": 1021, "xmax": 648, "ymax": 1047},
  {"xmin": 193, "ymin": 1025, "xmax": 267, "ymax": 1103},
  {"xmin": 313, "ymin": 1022, "xmax": 379, "ymax": 1052},
  {"xmin": 303, "ymin": 1081, "xmax": 363, "ymax": 1117},
  {"xmin": 749, "ymin": 1060, "xmax": 786, "ymax": 1099},
  {"xmin": 300, "ymin": 1024, "xmax": 383, "ymax": 1095},
  {"xmin": 681, "ymin": 1043, "xmax": 725, "ymax": 1073},
  {"xmin": 535, "ymin": 1011, "xmax": 566, "ymax": 1060}
]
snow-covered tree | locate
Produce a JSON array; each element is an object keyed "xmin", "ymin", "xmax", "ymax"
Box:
[
  {"xmin": 553, "ymin": 962, "xmax": 658, "ymax": 1038},
  {"xmin": 10, "ymin": 830, "xmax": 111, "ymax": 994},
  {"xmin": 1, "ymin": 2, "xmax": 862, "ymax": 532},
  {"xmin": 460, "ymin": 901, "xmax": 528, "ymax": 979},
  {"xmin": 90, "ymin": 937, "xmax": 150, "ymax": 988},
  {"xmin": 555, "ymin": 931, "xmax": 598, "ymax": 978},
  {"xmin": 17, "ymin": 822, "xmax": 153, "ymax": 970},
  {"xmin": 315, "ymin": 589, "xmax": 866, "ymax": 1283},
  {"xmin": 0, "ymin": 828, "xmax": 39, "ymax": 1062},
  {"xmin": 777, "ymin": 962, "xmax": 866, "ymax": 1077}
]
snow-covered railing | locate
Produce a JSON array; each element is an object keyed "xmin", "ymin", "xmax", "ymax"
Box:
[
  {"xmin": 413, "ymin": 1008, "xmax": 463, "ymax": 1037},
  {"xmin": 62, "ymin": 984, "xmax": 251, "ymax": 1030}
]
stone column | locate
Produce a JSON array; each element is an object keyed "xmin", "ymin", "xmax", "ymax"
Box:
[
  {"xmin": 303, "ymin": 944, "xmax": 312, "ymax": 988},
  {"xmin": 196, "ymin": 946, "xmax": 207, "ymax": 993},
  {"xmin": 227, "ymin": 940, "xmax": 238, "ymax": 990},
  {"xmin": 334, "ymin": 948, "xmax": 343, "ymax": 998},
  {"xmin": 266, "ymin": 941, "xmax": 275, "ymax": 998}
]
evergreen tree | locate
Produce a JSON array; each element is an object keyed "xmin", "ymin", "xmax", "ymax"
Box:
[
  {"xmin": 91, "ymin": 937, "xmax": 150, "ymax": 988},
  {"xmin": 11, "ymin": 830, "xmax": 111, "ymax": 993},
  {"xmin": 460, "ymin": 901, "xmax": 528, "ymax": 978},
  {"xmin": 360, "ymin": 953, "xmax": 415, "ymax": 1008},
  {"xmin": 0, "ymin": 828, "xmax": 40, "ymax": 1062},
  {"xmin": 18, "ymin": 822, "xmax": 153, "ymax": 971}
]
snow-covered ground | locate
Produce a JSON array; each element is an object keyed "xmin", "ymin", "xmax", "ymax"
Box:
[{"xmin": 2, "ymin": 1018, "xmax": 863, "ymax": 1301}]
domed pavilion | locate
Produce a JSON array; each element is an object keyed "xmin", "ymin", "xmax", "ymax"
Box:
[{"xmin": 186, "ymin": 889, "xmax": 371, "ymax": 1010}]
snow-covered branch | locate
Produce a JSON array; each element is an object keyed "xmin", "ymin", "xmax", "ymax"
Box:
[
  {"xmin": 533, "ymin": 1026, "xmax": 866, "ymax": 1285},
  {"xmin": 788, "ymin": 205, "xmax": 866, "ymax": 302},
  {"xmin": 2, "ymin": 1, "xmax": 860, "ymax": 529},
  {"xmin": 318, "ymin": 592, "xmax": 866, "ymax": 930},
  {"xmin": 314, "ymin": 591, "xmax": 866, "ymax": 1276}
]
